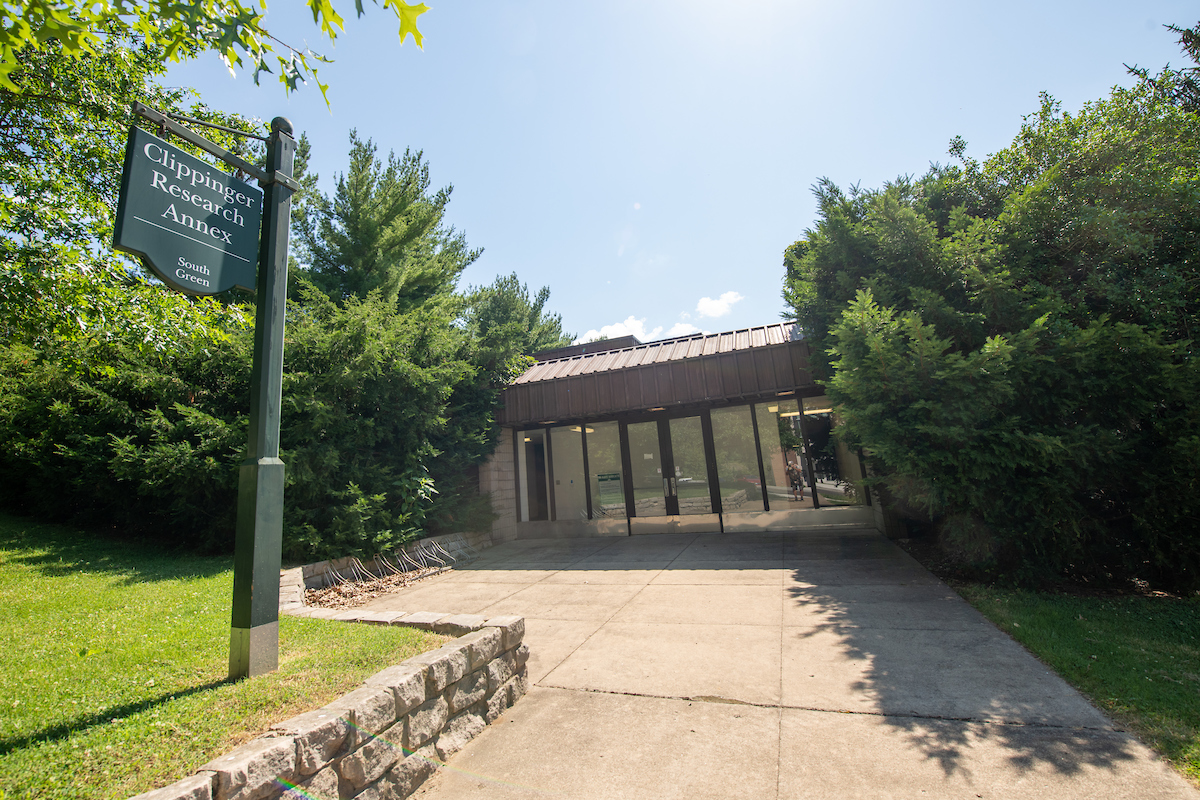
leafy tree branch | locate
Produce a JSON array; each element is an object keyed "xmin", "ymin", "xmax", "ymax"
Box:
[{"xmin": 0, "ymin": 0, "xmax": 429, "ymax": 101}]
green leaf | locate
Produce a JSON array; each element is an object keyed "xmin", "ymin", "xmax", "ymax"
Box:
[{"xmin": 384, "ymin": 0, "xmax": 428, "ymax": 47}]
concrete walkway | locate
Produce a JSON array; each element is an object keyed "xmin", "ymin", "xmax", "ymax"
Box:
[{"xmin": 359, "ymin": 527, "xmax": 1198, "ymax": 799}]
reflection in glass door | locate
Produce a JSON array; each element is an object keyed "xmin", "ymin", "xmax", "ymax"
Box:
[
  {"xmin": 711, "ymin": 405, "xmax": 766, "ymax": 513},
  {"xmin": 668, "ymin": 416, "xmax": 712, "ymax": 514},
  {"xmin": 626, "ymin": 421, "xmax": 667, "ymax": 517},
  {"xmin": 586, "ymin": 421, "xmax": 627, "ymax": 519},
  {"xmin": 799, "ymin": 407, "xmax": 864, "ymax": 506}
]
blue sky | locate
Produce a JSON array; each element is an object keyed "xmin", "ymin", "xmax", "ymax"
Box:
[{"xmin": 164, "ymin": 1, "xmax": 1196, "ymax": 342}]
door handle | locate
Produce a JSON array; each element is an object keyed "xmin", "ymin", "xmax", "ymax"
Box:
[
  {"xmin": 670, "ymin": 477, "xmax": 677, "ymax": 496},
  {"xmin": 663, "ymin": 478, "xmax": 670, "ymax": 497}
]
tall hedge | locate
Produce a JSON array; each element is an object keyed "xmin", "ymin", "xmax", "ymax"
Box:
[
  {"xmin": 0, "ymin": 39, "xmax": 552, "ymax": 560},
  {"xmin": 785, "ymin": 71, "xmax": 1200, "ymax": 591}
]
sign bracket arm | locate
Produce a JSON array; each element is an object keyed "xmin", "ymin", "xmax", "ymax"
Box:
[{"xmin": 130, "ymin": 102, "xmax": 301, "ymax": 192}]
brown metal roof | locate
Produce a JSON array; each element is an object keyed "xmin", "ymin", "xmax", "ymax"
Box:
[
  {"xmin": 532, "ymin": 335, "xmax": 642, "ymax": 361},
  {"xmin": 497, "ymin": 322, "xmax": 815, "ymax": 426}
]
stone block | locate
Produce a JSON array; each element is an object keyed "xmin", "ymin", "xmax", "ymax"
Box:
[
  {"xmin": 336, "ymin": 722, "xmax": 403, "ymax": 790},
  {"xmin": 129, "ymin": 772, "xmax": 215, "ymax": 800},
  {"xmin": 304, "ymin": 608, "xmax": 341, "ymax": 620},
  {"xmin": 278, "ymin": 604, "xmax": 308, "ymax": 617},
  {"xmin": 408, "ymin": 642, "xmax": 468, "ymax": 694},
  {"xmin": 496, "ymin": 673, "xmax": 529, "ymax": 712},
  {"xmin": 271, "ymin": 707, "xmax": 350, "ymax": 776},
  {"xmin": 511, "ymin": 642, "xmax": 530, "ymax": 671},
  {"xmin": 457, "ymin": 628, "xmax": 502, "ymax": 671},
  {"xmin": 278, "ymin": 589, "xmax": 304, "ymax": 605},
  {"xmin": 511, "ymin": 672, "xmax": 530, "ymax": 703},
  {"xmin": 484, "ymin": 685, "xmax": 508, "ymax": 724},
  {"xmin": 446, "ymin": 669, "xmax": 488, "ymax": 714},
  {"xmin": 328, "ymin": 686, "xmax": 396, "ymax": 745},
  {"xmin": 199, "ymin": 736, "xmax": 296, "ymax": 800},
  {"xmin": 331, "ymin": 609, "xmax": 365, "ymax": 622},
  {"xmin": 434, "ymin": 711, "xmax": 485, "ymax": 762},
  {"xmin": 282, "ymin": 766, "xmax": 337, "ymax": 800},
  {"xmin": 358, "ymin": 611, "xmax": 406, "ymax": 626},
  {"xmin": 363, "ymin": 663, "xmax": 428, "ymax": 716},
  {"xmin": 432, "ymin": 614, "xmax": 488, "ymax": 636},
  {"xmin": 483, "ymin": 616, "xmax": 524, "ymax": 650},
  {"xmin": 404, "ymin": 696, "xmax": 448, "ymax": 751},
  {"xmin": 279, "ymin": 567, "xmax": 304, "ymax": 587},
  {"xmin": 399, "ymin": 611, "xmax": 451, "ymax": 631},
  {"xmin": 485, "ymin": 656, "xmax": 513, "ymax": 696},
  {"xmin": 357, "ymin": 746, "xmax": 439, "ymax": 800}
]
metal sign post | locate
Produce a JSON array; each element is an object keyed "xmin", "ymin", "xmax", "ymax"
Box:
[
  {"xmin": 229, "ymin": 117, "xmax": 296, "ymax": 679},
  {"xmin": 115, "ymin": 105, "xmax": 299, "ymax": 679}
]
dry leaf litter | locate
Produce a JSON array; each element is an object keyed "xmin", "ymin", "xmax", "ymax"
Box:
[{"xmin": 304, "ymin": 566, "xmax": 449, "ymax": 610}]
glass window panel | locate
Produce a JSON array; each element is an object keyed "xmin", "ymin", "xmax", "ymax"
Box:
[
  {"xmin": 549, "ymin": 426, "xmax": 587, "ymax": 520},
  {"xmin": 627, "ymin": 420, "xmax": 667, "ymax": 517},
  {"xmin": 519, "ymin": 429, "xmax": 549, "ymax": 521},
  {"xmin": 802, "ymin": 395, "xmax": 833, "ymax": 415},
  {"xmin": 755, "ymin": 400, "xmax": 805, "ymax": 507},
  {"xmin": 710, "ymin": 406, "xmax": 765, "ymax": 513},
  {"xmin": 832, "ymin": 431, "xmax": 865, "ymax": 505},
  {"xmin": 803, "ymin": 411, "xmax": 863, "ymax": 505},
  {"xmin": 804, "ymin": 412, "xmax": 837, "ymax": 484},
  {"xmin": 668, "ymin": 416, "xmax": 712, "ymax": 515},
  {"xmin": 586, "ymin": 421, "xmax": 627, "ymax": 520}
]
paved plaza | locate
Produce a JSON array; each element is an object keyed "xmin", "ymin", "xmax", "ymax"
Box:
[{"xmin": 358, "ymin": 527, "xmax": 1198, "ymax": 799}]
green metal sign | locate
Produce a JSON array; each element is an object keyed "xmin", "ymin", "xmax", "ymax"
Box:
[
  {"xmin": 114, "ymin": 126, "xmax": 262, "ymax": 295},
  {"xmin": 115, "ymin": 105, "xmax": 297, "ymax": 679}
]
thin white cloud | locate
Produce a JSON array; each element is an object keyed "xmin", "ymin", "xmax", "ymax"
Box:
[
  {"xmin": 664, "ymin": 322, "xmax": 702, "ymax": 338},
  {"xmin": 577, "ymin": 316, "xmax": 662, "ymax": 343},
  {"xmin": 696, "ymin": 291, "xmax": 744, "ymax": 318},
  {"xmin": 577, "ymin": 318, "xmax": 709, "ymax": 344}
]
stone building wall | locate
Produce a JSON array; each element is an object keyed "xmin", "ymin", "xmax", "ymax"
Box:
[{"xmin": 479, "ymin": 429, "xmax": 517, "ymax": 545}]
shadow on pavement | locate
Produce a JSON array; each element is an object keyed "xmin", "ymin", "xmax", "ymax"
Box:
[{"xmin": 784, "ymin": 530, "xmax": 1138, "ymax": 780}]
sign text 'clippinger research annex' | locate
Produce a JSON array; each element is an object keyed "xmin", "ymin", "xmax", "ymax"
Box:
[{"xmin": 114, "ymin": 126, "xmax": 263, "ymax": 295}]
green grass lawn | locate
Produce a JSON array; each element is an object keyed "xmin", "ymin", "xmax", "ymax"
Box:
[
  {"xmin": 955, "ymin": 585, "xmax": 1200, "ymax": 784},
  {"xmin": 0, "ymin": 512, "xmax": 448, "ymax": 800}
]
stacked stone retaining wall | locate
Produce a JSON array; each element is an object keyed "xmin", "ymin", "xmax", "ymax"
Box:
[{"xmin": 131, "ymin": 614, "xmax": 529, "ymax": 800}]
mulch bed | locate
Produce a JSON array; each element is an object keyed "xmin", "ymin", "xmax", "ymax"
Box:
[{"xmin": 304, "ymin": 567, "xmax": 449, "ymax": 610}]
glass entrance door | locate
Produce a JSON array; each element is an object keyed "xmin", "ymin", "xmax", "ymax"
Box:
[
  {"xmin": 626, "ymin": 420, "xmax": 668, "ymax": 517},
  {"xmin": 668, "ymin": 416, "xmax": 712, "ymax": 515},
  {"xmin": 624, "ymin": 414, "xmax": 717, "ymax": 521}
]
